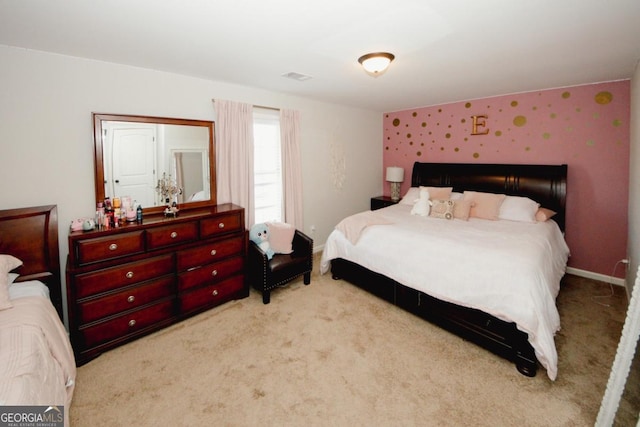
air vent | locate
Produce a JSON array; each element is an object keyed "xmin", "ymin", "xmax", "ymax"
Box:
[{"xmin": 282, "ymin": 72, "xmax": 312, "ymax": 81}]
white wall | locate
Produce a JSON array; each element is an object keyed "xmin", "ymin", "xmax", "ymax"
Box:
[
  {"xmin": 628, "ymin": 59, "xmax": 640, "ymax": 295},
  {"xmin": 0, "ymin": 45, "xmax": 382, "ymax": 320}
]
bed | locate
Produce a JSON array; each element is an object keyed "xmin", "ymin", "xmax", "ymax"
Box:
[
  {"xmin": 0, "ymin": 205, "xmax": 76, "ymax": 426},
  {"xmin": 320, "ymin": 162, "xmax": 569, "ymax": 380}
]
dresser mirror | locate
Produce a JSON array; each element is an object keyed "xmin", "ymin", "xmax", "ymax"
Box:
[{"xmin": 93, "ymin": 113, "xmax": 216, "ymax": 215}]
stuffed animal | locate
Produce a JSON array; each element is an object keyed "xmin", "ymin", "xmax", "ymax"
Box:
[
  {"xmin": 410, "ymin": 188, "xmax": 432, "ymax": 217},
  {"xmin": 249, "ymin": 223, "xmax": 275, "ymax": 260}
]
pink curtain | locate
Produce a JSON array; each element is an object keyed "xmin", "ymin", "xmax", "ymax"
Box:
[
  {"xmin": 280, "ymin": 109, "xmax": 303, "ymax": 230},
  {"xmin": 214, "ymin": 100, "xmax": 254, "ymax": 228}
]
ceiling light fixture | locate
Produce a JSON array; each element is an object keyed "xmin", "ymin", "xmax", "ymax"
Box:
[{"xmin": 357, "ymin": 52, "xmax": 395, "ymax": 76}]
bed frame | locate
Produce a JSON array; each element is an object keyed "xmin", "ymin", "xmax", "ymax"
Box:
[
  {"xmin": 331, "ymin": 162, "xmax": 567, "ymax": 377},
  {"xmin": 0, "ymin": 205, "xmax": 62, "ymax": 320}
]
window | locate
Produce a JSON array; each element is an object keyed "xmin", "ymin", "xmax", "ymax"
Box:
[{"xmin": 253, "ymin": 109, "xmax": 282, "ymax": 224}]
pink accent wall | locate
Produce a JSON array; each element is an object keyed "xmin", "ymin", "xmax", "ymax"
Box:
[{"xmin": 383, "ymin": 81, "xmax": 630, "ymax": 278}]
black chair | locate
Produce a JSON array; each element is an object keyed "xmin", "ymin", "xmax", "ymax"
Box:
[{"xmin": 248, "ymin": 229, "xmax": 313, "ymax": 304}]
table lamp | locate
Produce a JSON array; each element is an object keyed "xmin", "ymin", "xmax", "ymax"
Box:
[{"xmin": 386, "ymin": 166, "xmax": 404, "ymax": 202}]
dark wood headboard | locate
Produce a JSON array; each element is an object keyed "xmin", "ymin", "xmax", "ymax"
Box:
[
  {"xmin": 411, "ymin": 162, "xmax": 567, "ymax": 231},
  {"xmin": 0, "ymin": 205, "xmax": 62, "ymax": 319}
]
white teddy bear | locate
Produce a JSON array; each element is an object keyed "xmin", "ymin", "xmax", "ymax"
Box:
[{"xmin": 410, "ymin": 188, "xmax": 432, "ymax": 216}]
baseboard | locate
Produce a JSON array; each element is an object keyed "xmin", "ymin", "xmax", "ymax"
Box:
[{"xmin": 566, "ymin": 267, "xmax": 626, "ymax": 287}]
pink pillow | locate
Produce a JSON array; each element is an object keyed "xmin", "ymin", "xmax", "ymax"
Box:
[
  {"xmin": 463, "ymin": 191, "xmax": 506, "ymax": 220},
  {"xmin": 535, "ymin": 207, "xmax": 557, "ymax": 222},
  {"xmin": 0, "ymin": 254, "xmax": 23, "ymax": 310},
  {"xmin": 267, "ymin": 222, "xmax": 295, "ymax": 254},
  {"xmin": 453, "ymin": 200, "xmax": 473, "ymax": 221},
  {"xmin": 420, "ymin": 186, "xmax": 453, "ymax": 200}
]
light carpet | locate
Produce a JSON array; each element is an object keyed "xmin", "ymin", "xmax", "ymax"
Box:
[{"xmin": 70, "ymin": 265, "xmax": 637, "ymax": 426}]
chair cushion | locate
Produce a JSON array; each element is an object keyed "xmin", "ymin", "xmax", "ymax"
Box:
[{"xmin": 268, "ymin": 253, "xmax": 308, "ymax": 273}]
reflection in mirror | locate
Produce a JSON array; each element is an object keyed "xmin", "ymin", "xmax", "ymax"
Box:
[{"xmin": 93, "ymin": 114, "xmax": 216, "ymax": 215}]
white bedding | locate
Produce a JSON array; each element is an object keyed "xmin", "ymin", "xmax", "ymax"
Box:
[
  {"xmin": 320, "ymin": 203, "xmax": 570, "ymax": 380},
  {"xmin": 0, "ymin": 284, "xmax": 76, "ymax": 426}
]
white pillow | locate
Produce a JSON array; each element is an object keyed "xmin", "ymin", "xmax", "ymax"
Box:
[
  {"xmin": 0, "ymin": 254, "xmax": 23, "ymax": 310},
  {"xmin": 498, "ymin": 196, "xmax": 540, "ymax": 223},
  {"xmin": 450, "ymin": 192, "xmax": 464, "ymax": 200},
  {"xmin": 399, "ymin": 187, "xmax": 420, "ymax": 205},
  {"xmin": 8, "ymin": 273, "xmax": 19, "ymax": 283}
]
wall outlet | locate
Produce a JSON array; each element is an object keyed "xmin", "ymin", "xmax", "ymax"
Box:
[{"xmin": 310, "ymin": 225, "xmax": 316, "ymax": 234}]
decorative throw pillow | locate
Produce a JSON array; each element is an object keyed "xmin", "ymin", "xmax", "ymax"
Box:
[
  {"xmin": 411, "ymin": 188, "xmax": 431, "ymax": 216},
  {"xmin": 463, "ymin": 191, "xmax": 506, "ymax": 220},
  {"xmin": 430, "ymin": 199, "xmax": 455, "ymax": 220},
  {"xmin": 420, "ymin": 186, "xmax": 453, "ymax": 201},
  {"xmin": 535, "ymin": 207, "xmax": 557, "ymax": 222},
  {"xmin": 266, "ymin": 222, "xmax": 295, "ymax": 254},
  {"xmin": 0, "ymin": 254, "xmax": 22, "ymax": 310},
  {"xmin": 452, "ymin": 199, "xmax": 473, "ymax": 221},
  {"xmin": 399, "ymin": 187, "xmax": 420, "ymax": 205},
  {"xmin": 499, "ymin": 196, "xmax": 540, "ymax": 223}
]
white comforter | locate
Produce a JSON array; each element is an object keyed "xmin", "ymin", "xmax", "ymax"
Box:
[
  {"xmin": 0, "ymin": 283, "xmax": 76, "ymax": 426},
  {"xmin": 320, "ymin": 204, "xmax": 570, "ymax": 380}
]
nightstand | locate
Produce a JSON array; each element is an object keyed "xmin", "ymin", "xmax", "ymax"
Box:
[{"xmin": 371, "ymin": 196, "xmax": 399, "ymax": 210}]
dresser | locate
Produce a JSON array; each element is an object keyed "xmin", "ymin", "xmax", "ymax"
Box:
[{"xmin": 66, "ymin": 204, "xmax": 248, "ymax": 365}]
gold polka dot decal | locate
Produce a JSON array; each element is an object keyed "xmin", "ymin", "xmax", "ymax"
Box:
[
  {"xmin": 510, "ymin": 101, "xmax": 518, "ymax": 107},
  {"xmin": 393, "ymin": 118, "xmax": 400, "ymax": 127},
  {"xmin": 595, "ymin": 91, "xmax": 613, "ymax": 105},
  {"xmin": 543, "ymin": 132, "xmax": 551, "ymax": 139},
  {"xmin": 473, "ymin": 152, "xmax": 479, "ymax": 158},
  {"xmin": 465, "ymin": 102, "xmax": 472, "ymax": 108},
  {"xmin": 513, "ymin": 116, "xmax": 527, "ymax": 127},
  {"xmin": 495, "ymin": 130, "xmax": 502, "ymax": 137},
  {"xmin": 613, "ymin": 119, "xmax": 622, "ymax": 127},
  {"xmin": 562, "ymin": 91, "xmax": 571, "ymax": 99}
]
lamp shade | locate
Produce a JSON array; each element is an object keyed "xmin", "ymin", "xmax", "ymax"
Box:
[{"xmin": 386, "ymin": 166, "xmax": 404, "ymax": 183}]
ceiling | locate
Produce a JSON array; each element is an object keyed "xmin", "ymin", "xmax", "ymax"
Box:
[{"xmin": 1, "ymin": 0, "xmax": 639, "ymax": 112}]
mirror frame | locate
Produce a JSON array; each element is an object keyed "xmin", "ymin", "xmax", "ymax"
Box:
[{"xmin": 93, "ymin": 113, "xmax": 216, "ymax": 216}]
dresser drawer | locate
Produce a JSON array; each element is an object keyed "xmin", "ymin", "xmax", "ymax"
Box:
[
  {"xmin": 146, "ymin": 221, "xmax": 198, "ymax": 250},
  {"xmin": 176, "ymin": 235, "xmax": 245, "ymax": 271},
  {"xmin": 74, "ymin": 231, "xmax": 145, "ymax": 265},
  {"xmin": 79, "ymin": 299, "xmax": 174, "ymax": 349},
  {"xmin": 200, "ymin": 212, "xmax": 243, "ymax": 238},
  {"xmin": 74, "ymin": 253, "xmax": 174, "ymax": 299},
  {"xmin": 178, "ymin": 256, "xmax": 244, "ymax": 292},
  {"xmin": 77, "ymin": 275, "xmax": 174, "ymax": 324},
  {"xmin": 179, "ymin": 275, "xmax": 244, "ymax": 313}
]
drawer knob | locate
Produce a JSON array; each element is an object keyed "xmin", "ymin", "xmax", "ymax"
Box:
[
  {"xmin": 109, "ymin": 243, "xmax": 118, "ymax": 251},
  {"xmin": 126, "ymin": 271, "xmax": 134, "ymax": 279},
  {"xmin": 128, "ymin": 319, "xmax": 136, "ymax": 327},
  {"xmin": 212, "ymin": 289, "xmax": 219, "ymax": 296},
  {"xmin": 127, "ymin": 295, "xmax": 135, "ymax": 303},
  {"xmin": 218, "ymin": 222, "xmax": 225, "ymax": 229},
  {"xmin": 170, "ymin": 231, "xmax": 178, "ymax": 239},
  {"xmin": 211, "ymin": 269, "xmax": 218, "ymax": 276},
  {"xmin": 210, "ymin": 249, "xmax": 217, "ymax": 256}
]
